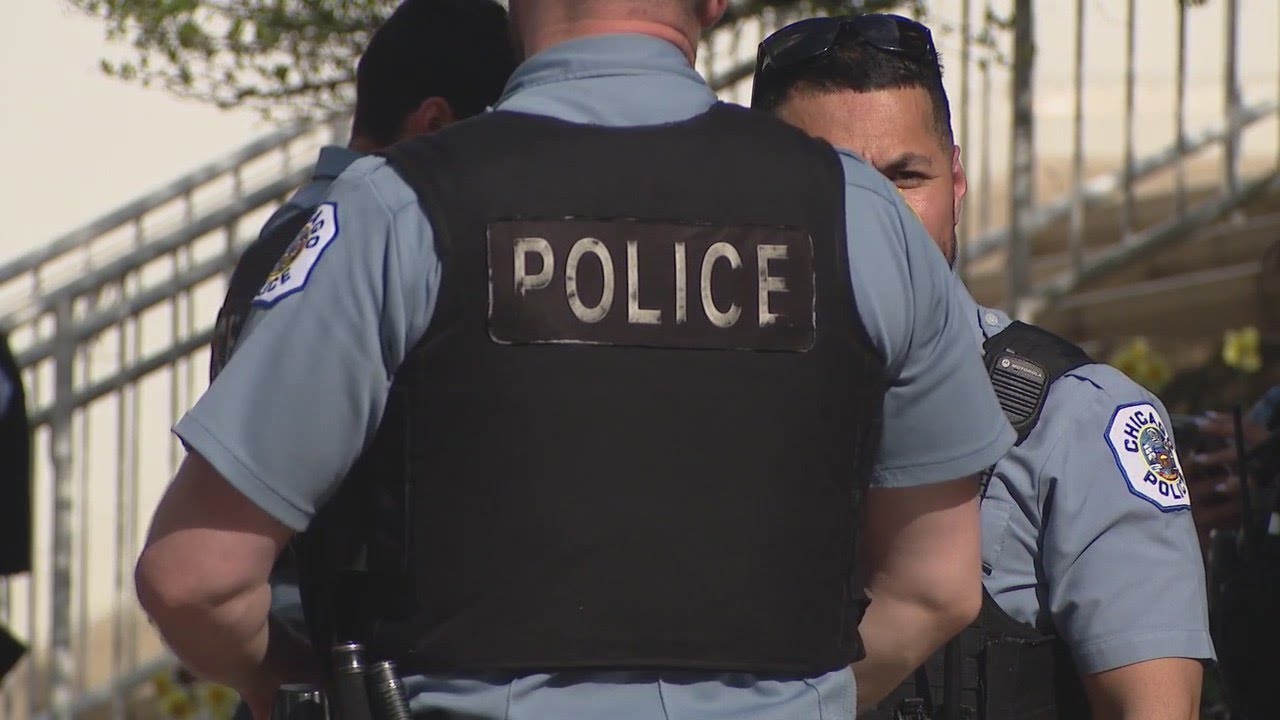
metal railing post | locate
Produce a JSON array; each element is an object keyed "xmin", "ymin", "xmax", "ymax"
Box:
[
  {"xmin": 1224, "ymin": 0, "xmax": 1241, "ymax": 197},
  {"xmin": 1069, "ymin": 0, "xmax": 1087, "ymax": 280},
  {"xmin": 1008, "ymin": 0, "xmax": 1035, "ymax": 319},
  {"xmin": 49, "ymin": 299, "xmax": 77, "ymax": 720},
  {"xmin": 957, "ymin": 0, "xmax": 972, "ymax": 280},
  {"xmin": 1175, "ymin": 0, "xmax": 1188, "ymax": 217},
  {"xmin": 1121, "ymin": 0, "xmax": 1137, "ymax": 238}
]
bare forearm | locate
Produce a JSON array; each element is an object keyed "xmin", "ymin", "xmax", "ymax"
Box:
[
  {"xmin": 1083, "ymin": 659, "xmax": 1202, "ymax": 720},
  {"xmin": 1087, "ymin": 691, "xmax": 1201, "ymax": 720},
  {"xmin": 854, "ymin": 479, "xmax": 983, "ymax": 711},
  {"xmin": 146, "ymin": 582, "xmax": 275, "ymax": 690},
  {"xmin": 851, "ymin": 596, "xmax": 970, "ymax": 711},
  {"xmin": 145, "ymin": 584, "xmax": 317, "ymax": 695}
]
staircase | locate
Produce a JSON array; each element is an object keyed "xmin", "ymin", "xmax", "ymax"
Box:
[{"xmin": 964, "ymin": 150, "xmax": 1280, "ymax": 367}]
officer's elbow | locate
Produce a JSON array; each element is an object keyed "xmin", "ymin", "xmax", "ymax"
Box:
[
  {"xmin": 907, "ymin": 563, "xmax": 981, "ymax": 641},
  {"xmin": 134, "ymin": 542, "xmax": 231, "ymax": 623},
  {"xmin": 939, "ymin": 573, "xmax": 983, "ymax": 636},
  {"xmin": 135, "ymin": 546, "xmax": 194, "ymax": 622}
]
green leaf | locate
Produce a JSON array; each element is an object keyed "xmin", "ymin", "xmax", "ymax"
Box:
[{"xmin": 176, "ymin": 20, "xmax": 205, "ymax": 49}]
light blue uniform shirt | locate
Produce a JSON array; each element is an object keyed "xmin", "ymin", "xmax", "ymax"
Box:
[
  {"xmin": 963, "ymin": 293, "xmax": 1216, "ymax": 675},
  {"xmin": 219, "ymin": 143, "xmax": 364, "ymax": 629},
  {"xmin": 176, "ymin": 34, "xmax": 1015, "ymax": 718}
]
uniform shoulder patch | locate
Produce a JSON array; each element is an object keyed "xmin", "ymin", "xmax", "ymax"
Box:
[
  {"xmin": 1104, "ymin": 402, "xmax": 1190, "ymax": 512},
  {"xmin": 252, "ymin": 203, "xmax": 339, "ymax": 307}
]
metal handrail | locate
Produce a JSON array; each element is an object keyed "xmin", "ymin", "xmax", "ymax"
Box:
[
  {"xmin": 0, "ymin": 108, "xmax": 349, "ymax": 720},
  {"xmin": 962, "ymin": 100, "xmax": 1278, "ymax": 266},
  {"xmin": 1022, "ymin": 169, "xmax": 1280, "ymax": 320},
  {"xmin": 0, "ymin": 115, "xmax": 339, "ymax": 287},
  {"xmin": 2, "ymin": 168, "xmax": 310, "ymax": 337}
]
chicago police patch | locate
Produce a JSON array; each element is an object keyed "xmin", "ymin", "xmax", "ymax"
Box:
[
  {"xmin": 252, "ymin": 203, "xmax": 339, "ymax": 306},
  {"xmin": 1105, "ymin": 402, "xmax": 1190, "ymax": 512}
]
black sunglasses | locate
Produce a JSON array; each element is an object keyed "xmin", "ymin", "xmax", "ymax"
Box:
[{"xmin": 753, "ymin": 14, "xmax": 939, "ymax": 96}]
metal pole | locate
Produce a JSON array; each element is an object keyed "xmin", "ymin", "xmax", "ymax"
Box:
[
  {"xmin": 27, "ymin": 307, "xmax": 42, "ymax": 720},
  {"xmin": 50, "ymin": 299, "xmax": 77, "ymax": 720},
  {"xmin": 1069, "ymin": 0, "xmax": 1087, "ymax": 279},
  {"xmin": 128, "ymin": 275, "xmax": 144, "ymax": 674},
  {"xmin": 1008, "ymin": 0, "xmax": 1035, "ymax": 319},
  {"xmin": 1174, "ymin": 0, "xmax": 1188, "ymax": 216},
  {"xmin": 76, "ymin": 339, "xmax": 91, "ymax": 699},
  {"xmin": 957, "ymin": 0, "xmax": 972, "ymax": 280},
  {"xmin": 1224, "ymin": 0, "xmax": 1240, "ymax": 196},
  {"xmin": 111, "ymin": 297, "xmax": 134, "ymax": 720},
  {"xmin": 978, "ymin": 7, "xmax": 993, "ymax": 239},
  {"xmin": 1121, "ymin": 0, "xmax": 1137, "ymax": 238}
]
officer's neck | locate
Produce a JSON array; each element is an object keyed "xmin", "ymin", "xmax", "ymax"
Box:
[
  {"xmin": 521, "ymin": 19, "xmax": 698, "ymax": 65},
  {"xmin": 347, "ymin": 135, "xmax": 379, "ymax": 154}
]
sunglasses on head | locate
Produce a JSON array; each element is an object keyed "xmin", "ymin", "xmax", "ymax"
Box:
[{"xmin": 753, "ymin": 14, "xmax": 939, "ymax": 94}]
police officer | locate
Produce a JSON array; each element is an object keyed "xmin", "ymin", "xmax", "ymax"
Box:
[
  {"xmin": 1186, "ymin": 385, "xmax": 1280, "ymax": 720},
  {"xmin": 208, "ymin": 0, "xmax": 515, "ymax": 661},
  {"xmin": 213, "ymin": 0, "xmax": 516, "ymax": 381},
  {"xmin": 135, "ymin": 2, "xmax": 1017, "ymax": 719},
  {"xmin": 1183, "ymin": 389, "xmax": 1280, "ymax": 547},
  {"xmin": 752, "ymin": 14, "xmax": 1216, "ymax": 718}
]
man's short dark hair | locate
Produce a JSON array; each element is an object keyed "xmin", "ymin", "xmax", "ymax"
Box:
[
  {"xmin": 753, "ymin": 32, "xmax": 954, "ymax": 146},
  {"xmin": 353, "ymin": 0, "xmax": 516, "ymax": 147}
]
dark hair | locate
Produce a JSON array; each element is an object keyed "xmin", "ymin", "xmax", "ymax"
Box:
[
  {"xmin": 753, "ymin": 31, "xmax": 953, "ymax": 146},
  {"xmin": 352, "ymin": 0, "xmax": 517, "ymax": 147}
]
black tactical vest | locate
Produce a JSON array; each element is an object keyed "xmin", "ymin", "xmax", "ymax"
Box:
[
  {"xmin": 297, "ymin": 103, "xmax": 888, "ymax": 677},
  {"xmin": 869, "ymin": 321, "xmax": 1094, "ymax": 720}
]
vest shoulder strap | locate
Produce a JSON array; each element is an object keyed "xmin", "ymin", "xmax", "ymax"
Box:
[
  {"xmin": 210, "ymin": 208, "xmax": 314, "ymax": 381},
  {"xmin": 983, "ymin": 321, "xmax": 1094, "ymax": 446}
]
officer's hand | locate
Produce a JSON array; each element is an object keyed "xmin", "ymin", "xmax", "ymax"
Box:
[
  {"xmin": 242, "ymin": 682, "xmax": 278, "ymax": 720},
  {"xmin": 1197, "ymin": 410, "xmax": 1270, "ymax": 451}
]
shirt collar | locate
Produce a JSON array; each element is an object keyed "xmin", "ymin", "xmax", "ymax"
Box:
[
  {"xmin": 495, "ymin": 34, "xmax": 712, "ymax": 108},
  {"xmin": 952, "ymin": 272, "xmax": 1011, "ymax": 348},
  {"xmin": 314, "ymin": 146, "xmax": 365, "ymax": 180}
]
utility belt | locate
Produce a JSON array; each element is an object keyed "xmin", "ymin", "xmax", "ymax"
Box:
[
  {"xmin": 271, "ymin": 642, "xmax": 411, "ymax": 720},
  {"xmin": 869, "ymin": 587, "xmax": 1084, "ymax": 720}
]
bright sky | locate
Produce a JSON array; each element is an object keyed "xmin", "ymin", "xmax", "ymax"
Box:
[
  {"xmin": 0, "ymin": 0, "xmax": 1275, "ymax": 267},
  {"xmin": 0, "ymin": 1, "xmax": 269, "ymax": 265}
]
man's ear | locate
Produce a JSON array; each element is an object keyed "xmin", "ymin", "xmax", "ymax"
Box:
[
  {"xmin": 401, "ymin": 97, "xmax": 457, "ymax": 140},
  {"xmin": 696, "ymin": 0, "xmax": 730, "ymax": 29},
  {"xmin": 951, "ymin": 144, "xmax": 969, "ymax": 226}
]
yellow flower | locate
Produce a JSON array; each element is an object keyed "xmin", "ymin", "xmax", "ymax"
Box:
[
  {"xmin": 158, "ymin": 689, "xmax": 199, "ymax": 720},
  {"xmin": 197, "ymin": 682, "xmax": 242, "ymax": 720},
  {"xmin": 1222, "ymin": 326, "xmax": 1262, "ymax": 373},
  {"xmin": 151, "ymin": 671, "xmax": 177, "ymax": 698},
  {"xmin": 1109, "ymin": 337, "xmax": 1173, "ymax": 393}
]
